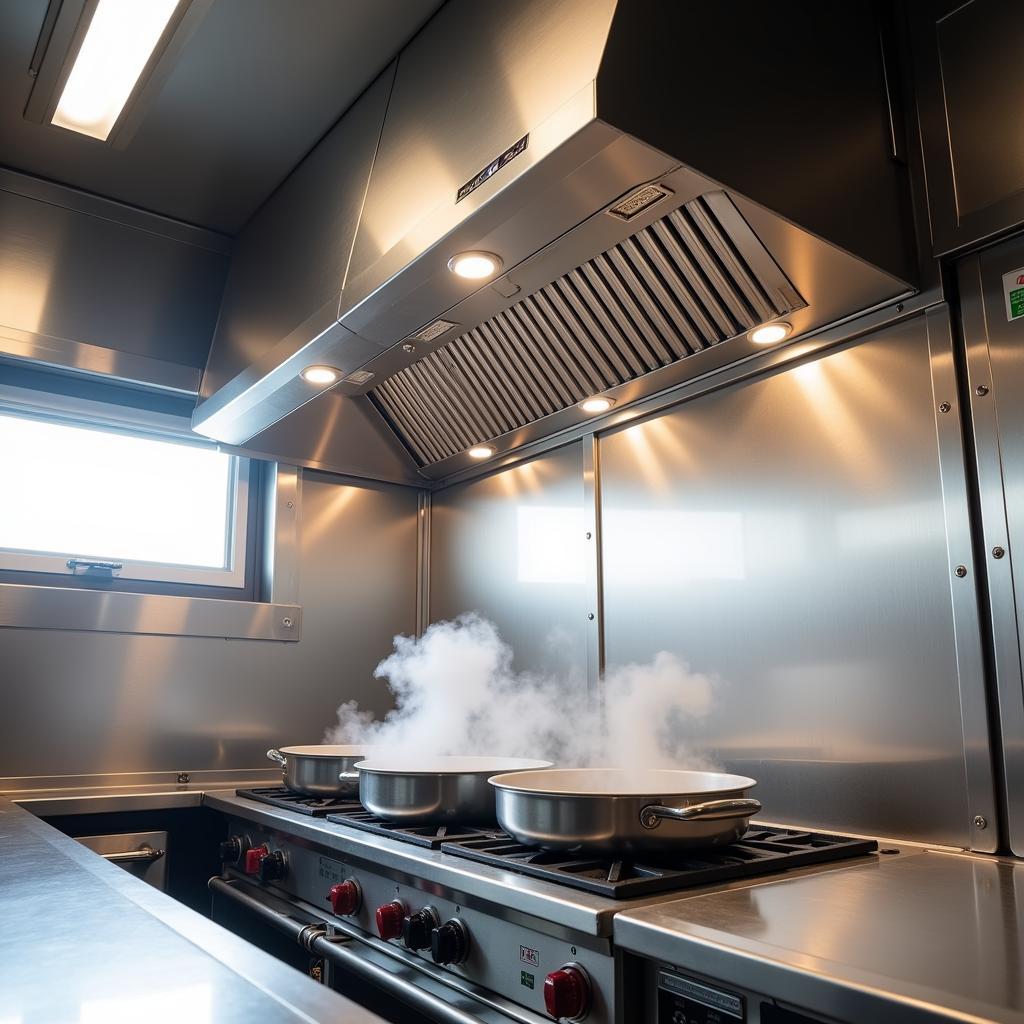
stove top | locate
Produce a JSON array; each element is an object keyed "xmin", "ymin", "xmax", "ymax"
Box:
[
  {"xmin": 235, "ymin": 787, "xmax": 360, "ymax": 817},
  {"xmin": 325, "ymin": 806, "xmax": 504, "ymax": 849},
  {"xmin": 440, "ymin": 826, "xmax": 878, "ymax": 898},
  {"xmin": 234, "ymin": 789, "xmax": 877, "ymax": 900}
]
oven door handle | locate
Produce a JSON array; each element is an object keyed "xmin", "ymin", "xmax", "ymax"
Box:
[{"xmin": 209, "ymin": 877, "xmax": 544, "ymax": 1024}]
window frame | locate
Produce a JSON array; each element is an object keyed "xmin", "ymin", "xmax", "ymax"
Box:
[{"xmin": 0, "ymin": 386, "xmax": 251, "ymax": 590}]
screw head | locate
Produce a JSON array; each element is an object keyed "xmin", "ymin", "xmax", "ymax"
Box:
[
  {"xmin": 993, "ymin": 546, "xmax": 1006, "ymax": 559},
  {"xmin": 896, "ymin": 303, "xmax": 904, "ymax": 312},
  {"xmin": 282, "ymin": 617, "xmax": 294, "ymax": 628},
  {"xmin": 939, "ymin": 402, "xmax": 951, "ymax": 414},
  {"xmin": 973, "ymin": 815, "xmax": 988, "ymax": 830},
  {"xmin": 976, "ymin": 384, "xmax": 990, "ymax": 396},
  {"xmin": 286, "ymin": 500, "xmax": 294, "ymax": 509},
  {"xmin": 955, "ymin": 565, "xmax": 968, "ymax": 578},
  {"xmin": 177, "ymin": 772, "xmax": 190, "ymax": 785},
  {"xmin": 585, "ymin": 531, "xmax": 592, "ymax": 540},
  {"xmin": 587, "ymin": 612, "xmax": 595, "ymax": 621},
  {"xmin": 402, "ymin": 343, "xmax": 416, "ymax": 354}
]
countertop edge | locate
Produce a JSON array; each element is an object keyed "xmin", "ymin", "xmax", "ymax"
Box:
[{"xmin": 1, "ymin": 796, "xmax": 385, "ymax": 1024}]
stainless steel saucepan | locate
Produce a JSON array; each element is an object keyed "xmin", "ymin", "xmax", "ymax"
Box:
[
  {"xmin": 266, "ymin": 745, "xmax": 364, "ymax": 797},
  {"xmin": 489, "ymin": 768, "xmax": 761, "ymax": 854},
  {"xmin": 355, "ymin": 756, "xmax": 552, "ymax": 825}
]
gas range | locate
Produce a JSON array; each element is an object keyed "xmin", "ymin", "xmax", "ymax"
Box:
[{"xmin": 207, "ymin": 789, "xmax": 879, "ymax": 1024}]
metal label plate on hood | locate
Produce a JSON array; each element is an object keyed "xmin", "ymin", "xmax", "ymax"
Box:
[{"xmin": 456, "ymin": 134, "xmax": 529, "ymax": 203}]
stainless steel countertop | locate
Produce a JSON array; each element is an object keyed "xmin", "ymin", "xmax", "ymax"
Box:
[
  {"xmin": 0, "ymin": 796, "xmax": 384, "ymax": 1024},
  {"xmin": 615, "ymin": 848, "xmax": 1024, "ymax": 1023}
]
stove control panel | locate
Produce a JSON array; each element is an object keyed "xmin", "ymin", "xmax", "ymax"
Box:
[{"xmin": 223, "ymin": 817, "xmax": 615, "ymax": 1023}]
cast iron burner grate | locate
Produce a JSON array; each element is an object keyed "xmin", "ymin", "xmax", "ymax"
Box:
[
  {"xmin": 439, "ymin": 826, "xmax": 877, "ymax": 898},
  {"xmin": 236, "ymin": 787, "xmax": 362, "ymax": 817},
  {"xmin": 325, "ymin": 807, "xmax": 504, "ymax": 849}
]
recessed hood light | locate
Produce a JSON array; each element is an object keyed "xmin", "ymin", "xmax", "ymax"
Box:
[
  {"xmin": 51, "ymin": 0, "xmax": 181, "ymax": 141},
  {"xmin": 749, "ymin": 322, "xmax": 792, "ymax": 346},
  {"xmin": 448, "ymin": 252, "xmax": 502, "ymax": 280},
  {"xmin": 300, "ymin": 365, "xmax": 340, "ymax": 385},
  {"xmin": 467, "ymin": 445, "xmax": 494, "ymax": 460},
  {"xmin": 579, "ymin": 396, "xmax": 614, "ymax": 414}
]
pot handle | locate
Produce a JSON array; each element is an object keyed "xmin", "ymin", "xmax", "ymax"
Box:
[
  {"xmin": 266, "ymin": 748, "xmax": 287, "ymax": 768},
  {"xmin": 640, "ymin": 798, "xmax": 762, "ymax": 829},
  {"xmin": 338, "ymin": 771, "xmax": 360, "ymax": 783}
]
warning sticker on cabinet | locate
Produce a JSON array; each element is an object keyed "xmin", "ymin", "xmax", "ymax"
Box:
[{"xmin": 1002, "ymin": 267, "xmax": 1024, "ymax": 321}]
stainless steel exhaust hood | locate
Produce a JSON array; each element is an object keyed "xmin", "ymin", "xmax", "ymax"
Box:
[{"xmin": 193, "ymin": 0, "xmax": 915, "ymax": 474}]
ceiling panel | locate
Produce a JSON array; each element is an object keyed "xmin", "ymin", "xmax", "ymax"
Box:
[{"xmin": 0, "ymin": 0, "xmax": 442, "ymax": 233}]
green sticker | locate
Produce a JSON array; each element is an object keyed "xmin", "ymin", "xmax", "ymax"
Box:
[
  {"xmin": 521, "ymin": 971, "xmax": 535, "ymax": 990},
  {"xmin": 1002, "ymin": 267, "xmax": 1024, "ymax": 321}
]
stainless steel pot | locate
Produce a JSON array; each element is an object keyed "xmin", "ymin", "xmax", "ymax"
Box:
[
  {"xmin": 489, "ymin": 768, "xmax": 761, "ymax": 854},
  {"xmin": 354, "ymin": 756, "xmax": 552, "ymax": 825},
  {"xmin": 266, "ymin": 745, "xmax": 364, "ymax": 797}
]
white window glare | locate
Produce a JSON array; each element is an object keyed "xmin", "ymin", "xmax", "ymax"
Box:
[{"xmin": 0, "ymin": 412, "xmax": 247, "ymax": 586}]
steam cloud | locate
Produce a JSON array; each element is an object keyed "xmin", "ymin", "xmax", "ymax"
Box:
[{"xmin": 325, "ymin": 614, "xmax": 717, "ymax": 769}]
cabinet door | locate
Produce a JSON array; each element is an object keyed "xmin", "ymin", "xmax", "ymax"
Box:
[{"xmin": 914, "ymin": 0, "xmax": 1024, "ymax": 254}]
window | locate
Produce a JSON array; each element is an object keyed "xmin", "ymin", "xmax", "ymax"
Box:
[{"xmin": 0, "ymin": 409, "xmax": 248, "ymax": 587}]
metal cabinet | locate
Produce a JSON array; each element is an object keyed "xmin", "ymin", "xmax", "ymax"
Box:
[
  {"xmin": 913, "ymin": 0, "xmax": 1024, "ymax": 254},
  {"xmin": 959, "ymin": 235, "xmax": 1024, "ymax": 855}
]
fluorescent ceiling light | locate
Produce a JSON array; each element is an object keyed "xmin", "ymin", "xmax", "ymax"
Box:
[
  {"xmin": 300, "ymin": 365, "xmax": 340, "ymax": 386},
  {"xmin": 51, "ymin": 0, "xmax": 180, "ymax": 141},
  {"xmin": 448, "ymin": 252, "xmax": 502, "ymax": 280},
  {"xmin": 467, "ymin": 445, "xmax": 495, "ymax": 460},
  {"xmin": 748, "ymin": 322, "xmax": 792, "ymax": 346}
]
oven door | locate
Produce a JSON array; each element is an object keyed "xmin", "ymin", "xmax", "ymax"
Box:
[{"xmin": 209, "ymin": 875, "xmax": 549, "ymax": 1024}]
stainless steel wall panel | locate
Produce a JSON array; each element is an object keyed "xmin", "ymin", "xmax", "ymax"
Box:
[
  {"xmin": 429, "ymin": 442, "xmax": 590, "ymax": 682},
  {"xmin": 958, "ymin": 236, "xmax": 1024, "ymax": 855},
  {"xmin": 599, "ymin": 313, "xmax": 995, "ymax": 848},
  {"xmin": 0, "ymin": 473, "xmax": 418, "ymax": 781}
]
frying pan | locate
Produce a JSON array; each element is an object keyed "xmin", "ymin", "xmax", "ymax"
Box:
[
  {"xmin": 354, "ymin": 756, "xmax": 552, "ymax": 824},
  {"xmin": 489, "ymin": 768, "xmax": 761, "ymax": 854}
]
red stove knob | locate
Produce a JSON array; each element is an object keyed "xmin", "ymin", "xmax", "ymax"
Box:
[
  {"xmin": 544, "ymin": 964, "xmax": 591, "ymax": 1021},
  {"xmin": 328, "ymin": 879, "xmax": 361, "ymax": 916},
  {"xmin": 375, "ymin": 900, "xmax": 405, "ymax": 940},
  {"xmin": 243, "ymin": 844, "xmax": 269, "ymax": 875}
]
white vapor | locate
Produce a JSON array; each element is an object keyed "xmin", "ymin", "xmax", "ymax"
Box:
[{"xmin": 325, "ymin": 614, "xmax": 716, "ymax": 769}]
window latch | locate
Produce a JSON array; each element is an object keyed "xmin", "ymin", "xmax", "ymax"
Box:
[{"xmin": 66, "ymin": 559, "xmax": 123, "ymax": 578}]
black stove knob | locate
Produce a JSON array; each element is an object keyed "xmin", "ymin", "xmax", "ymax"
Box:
[
  {"xmin": 402, "ymin": 908, "xmax": 439, "ymax": 950},
  {"xmin": 431, "ymin": 919, "xmax": 469, "ymax": 966},
  {"xmin": 218, "ymin": 836, "xmax": 243, "ymax": 864},
  {"xmin": 258, "ymin": 850, "xmax": 287, "ymax": 882}
]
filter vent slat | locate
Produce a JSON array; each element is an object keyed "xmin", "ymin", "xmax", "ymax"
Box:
[{"xmin": 372, "ymin": 191, "xmax": 804, "ymax": 465}]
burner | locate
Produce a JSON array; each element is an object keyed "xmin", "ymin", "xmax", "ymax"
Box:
[
  {"xmin": 439, "ymin": 826, "xmax": 877, "ymax": 898},
  {"xmin": 236, "ymin": 787, "xmax": 362, "ymax": 817},
  {"xmin": 325, "ymin": 807, "xmax": 504, "ymax": 849}
]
